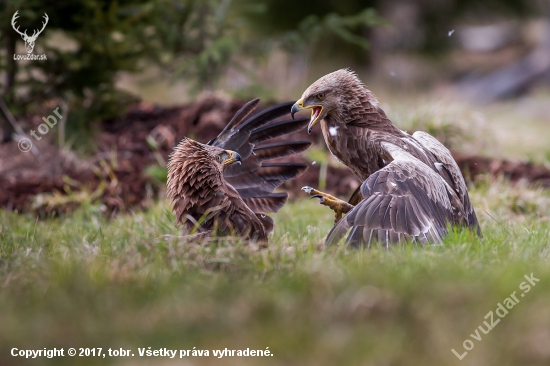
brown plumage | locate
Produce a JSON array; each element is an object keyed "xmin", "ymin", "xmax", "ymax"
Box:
[
  {"xmin": 167, "ymin": 99, "xmax": 311, "ymax": 241},
  {"xmin": 292, "ymin": 69, "xmax": 481, "ymax": 247}
]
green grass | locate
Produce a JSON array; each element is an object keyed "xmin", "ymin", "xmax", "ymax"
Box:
[{"xmin": 1, "ymin": 179, "xmax": 550, "ymax": 366}]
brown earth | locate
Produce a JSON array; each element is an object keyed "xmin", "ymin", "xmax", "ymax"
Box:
[{"xmin": 1, "ymin": 96, "xmax": 549, "ymax": 214}]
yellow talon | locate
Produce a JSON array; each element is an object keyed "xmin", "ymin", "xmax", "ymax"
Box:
[{"xmin": 301, "ymin": 186, "xmax": 354, "ymax": 223}]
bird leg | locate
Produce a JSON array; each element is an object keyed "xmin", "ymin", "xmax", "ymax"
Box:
[{"xmin": 302, "ymin": 186, "xmax": 354, "ymax": 223}]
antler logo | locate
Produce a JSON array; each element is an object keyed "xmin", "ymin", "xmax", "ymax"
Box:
[{"xmin": 11, "ymin": 11, "xmax": 49, "ymax": 54}]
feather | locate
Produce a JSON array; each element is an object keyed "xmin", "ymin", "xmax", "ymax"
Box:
[
  {"xmin": 255, "ymin": 163, "xmax": 308, "ymax": 180},
  {"xmin": 209, "ymin": 99, "xmax": 260, "ymax": 148},
  {"xmin": 348, "ymin": 186, "xmax": 363, "ymax": 206},
  {"xmin": 296, "ymin": 69, "xmax": 481, "ymax": 246},
  {"xmin": 224, "ymin": 157, "xmax": 261, "ymax": 177},
  {"xmin": 243, "ymin": 193, "xmax": 288, "ymax": 213},
  {"xmin": 225, "ymin": 98, "xmax": 260, "ymax": 130},
  {"xmin": 211, "ymin": 100, "xmax": 303, "ymax": 153},
  {"xmin": 168, "ymin": 99, "xmax": 311, "ymax": 242},
  {"xmin": 225, "ymin": 163, "xmax": 306, "ymax": 190},
  {"xmin": 238, "ymin": 101, "xmax": 297, "ymax": 133},
  {"xmin": 326, "ymin": 147, "xmax": 463, "ymax": 247},
  {"xmin": 346, "ymin": 225, "xmax": 364, "ymax": 247},
  {"xmin": 249, "ymin": 118, "xmax": 309, "ymax": 144},
  {"xmin": 257, "ymin": 213, "xmax": 274, "ymax": 233},
  {"xmin": 253, "ymin": 141, "xmax": 312, "ymax": 161}
]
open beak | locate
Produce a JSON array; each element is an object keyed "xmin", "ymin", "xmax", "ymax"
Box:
[
  {"xmin": 290, "ymin": 101, "xmax": 302, "ymax": 120},
  {"xmin": 291, "ymin": 99, "xmax": 323, "ymax": 134},
  {"xmin": 222, "ymin": 150, "xmax": 242, "ymax": 166}
]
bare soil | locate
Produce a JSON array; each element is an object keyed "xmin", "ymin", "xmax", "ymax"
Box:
[{"xmin": 1, "ymin": 96, "xmax": 549, "ymax": 214}]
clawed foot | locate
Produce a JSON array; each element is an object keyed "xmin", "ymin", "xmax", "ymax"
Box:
[{"xmin": 302, "ymin": 186, "xmax": 354, "ymax": 223}]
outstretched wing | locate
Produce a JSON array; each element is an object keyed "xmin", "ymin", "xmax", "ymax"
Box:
[
  {"xmin": 326, "ymin": 143, "xmax": 466, "ymax": 248},
  {"xmin": 411, "ymin": 131, "xmax": 481, "ymax": 234},
  {"xmin": 208, "ymin": 99, "xmax": 311, "ymax": 213}
]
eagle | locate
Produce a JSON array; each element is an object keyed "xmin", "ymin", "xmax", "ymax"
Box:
[
  {"xmin": 167, "ymin": 98, "xmax": 311, "ymax": 241},
  {"xmin": 291, "ymin": 69, "xmax": 481, "ymax": 247}
]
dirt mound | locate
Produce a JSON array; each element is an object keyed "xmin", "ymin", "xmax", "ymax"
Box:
[
  {"xmin": 0, "ymin": 143, "xmax": 94, "ymax": 212},
  {"xmin": 1, "ymin": 96, "xmax": 550, "ymax": 214},
  {"xmin": 95, "ymin": 97, "xmax": 252, "ymax": 212},
  {"xmin": 453, "ymin": 153, "xmax": 550, "ymax": 188},
  {"xmin": 0, "ymin": 96, "xmax": 271, "ymax": 213}
]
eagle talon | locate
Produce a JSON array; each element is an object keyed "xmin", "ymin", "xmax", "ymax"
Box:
[
  {"xmin": 301, "ymin": 185, "xmax": 354, "ymax": 222},
  {"xmin": 310, "ymin": 194, "xmax": 325, "ymax": 203}
]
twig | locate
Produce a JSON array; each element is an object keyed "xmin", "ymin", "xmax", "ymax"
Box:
[
  {"xmin": 520, "ymin": 221, "xmax": 532, "ymax": 235},
  {"xmin": 483, "ymin": 210, "xmax": 512, "ymax": 237}
]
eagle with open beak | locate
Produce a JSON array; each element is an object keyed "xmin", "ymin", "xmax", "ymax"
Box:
[{"xmin": 291, "ymin": 69, "xmax": 481, "ymax": 247}]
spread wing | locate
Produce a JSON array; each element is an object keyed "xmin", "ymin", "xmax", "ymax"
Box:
[
  {"xmin": 326, "ymin": 143, "xmax": 466, "ymax": 248},
  {"xmin": 412, "ymin": 131, "xmax": 481, "ymax": 234},
  {"xmin": 208, "ymin": 99, "xmax": 311, "ymax": 214}
]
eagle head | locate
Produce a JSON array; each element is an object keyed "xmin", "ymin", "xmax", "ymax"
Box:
[
  {"xmin": 291, "ymin": 69, "xmax": 377, "ymax": 133},
  {"xmin": 167, "ymin": 137, "xmax": 241, "ymax": 224},
  {"xmin": 168, "ymin": 138, "xmax": 242, "ymax": 178}
]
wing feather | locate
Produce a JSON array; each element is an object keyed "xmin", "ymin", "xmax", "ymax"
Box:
[
  {"xmin": 172, "ymin": 100, "xmax": 311, "ymax": 239},
  {"xmin": 211, "ymin": 100, "xmax": 310, "ymax": 218},
  {"xmin": 327, "ymin": 144, "xmax": 463, "ymax": 247},
  {"xmin": 243, "ymin": 193, "xmax": 288, "ymax": 213},
  {"xmin": 209, "ymin": 100, "xmax": 297, "ymax": 152},
  {"xmin": 253, "ymin": 141, "xmax": 311, "ymax": 161},
  {"xmin": 412, "ymin": 131, "xmax": 481, "ymax": 235},
  {"xmin": 249, "ymin": 118, "xmax": 309, "ymax": 144}
]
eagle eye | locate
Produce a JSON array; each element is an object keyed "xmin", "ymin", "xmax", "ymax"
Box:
[
  {"xmin": 216, "ymin": 154, "xmax": 222, "ymax": 163},
  {"xmin": 317, "ymin": 93, "xmax": 325, "ymax": 100}
]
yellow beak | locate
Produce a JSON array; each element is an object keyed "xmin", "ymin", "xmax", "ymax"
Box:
[
  {"xmin": 291, "ymin": 99, "xmax": 323, "ymax": 134},
  {"xmin": 222, "ymin": 150, "xmax": 242, "ymax": 166}
]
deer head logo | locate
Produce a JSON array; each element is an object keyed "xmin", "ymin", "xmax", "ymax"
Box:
[{"xmin": 11, "ymin": 11, "xmax": 49, "ymax": 54}]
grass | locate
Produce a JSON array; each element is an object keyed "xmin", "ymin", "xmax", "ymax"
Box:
[
  {"xmin": 378, "ymin": 88, "xmax": 550, "ymax": 166},
  {"xmin": 1, "ymin": 178, "xmax": 550, "ymax": 366},
  {"xmin": 2, "ymin": 82, "xmax": 550, "ymax": 365},
  {"xmin": 481, "ymin": 90, "xmax": 550, "ymax": 164}
]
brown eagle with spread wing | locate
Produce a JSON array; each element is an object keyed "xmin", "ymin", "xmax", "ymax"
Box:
[
  {"xmin": 167, "ymin": 99, "xmax": 311, "ymax": 241},
  {"xmin": 291, "ymin": 69, "xmax": 481, "ymax": 247}
]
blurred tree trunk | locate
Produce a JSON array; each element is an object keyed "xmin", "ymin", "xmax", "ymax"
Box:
[{"xmin": 1, "ymin": 34, "xmax": 17, "ymax": 143}]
